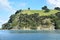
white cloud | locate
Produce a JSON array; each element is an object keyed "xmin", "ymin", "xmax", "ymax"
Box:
[
  {"xmin": 0, "ymin": 0, "xmax": 15, "ymax": 12},
  {"xmin": 0, "ymin": 0, "xmax": 16, "ymax": 28},
  {"xmin": 47, "ymin": 0, "xmax": 60, "ymax": 7}
]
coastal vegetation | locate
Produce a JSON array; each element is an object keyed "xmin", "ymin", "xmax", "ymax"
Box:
[{"xmin": 2, "ymin": 6, "xmax": 60, "ymax": 30}]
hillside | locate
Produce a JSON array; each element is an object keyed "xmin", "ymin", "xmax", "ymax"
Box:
[
  {"xmin": 2, "ymin": 9, "xmax": 60, "ymax": 30},
  {"xmin": 17, "ymin": 10, "xmax": 59, "ymax": 16}
]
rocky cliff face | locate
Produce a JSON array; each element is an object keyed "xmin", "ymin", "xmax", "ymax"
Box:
[{"xmin": 2, "ymin": 10, "xmax": 60, "ymax": 30}]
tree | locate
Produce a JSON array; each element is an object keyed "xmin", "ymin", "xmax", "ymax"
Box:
[
  {"xmin": 28, "ymin": 8, "xmax": 30, "ymax": 10},
  {"xmin": 42, "ymin": 6, "xmax": 47, "ymax": 10},
  {"xmin": 15, "ymin": 9, "xmax": 22, "ymax": 14},
  {"xmin": 42, "ymin": 6, "xmax": 50, "ymax": 12},
  {"xmin": 8, "ymin": 14, "xmax": 15, "ymax": 23},
  {"xmin": 54, "ymin": 7, "xmax": 60, "ymax": 10}
]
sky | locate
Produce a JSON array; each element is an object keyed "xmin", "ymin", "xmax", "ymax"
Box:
[{"xmin": 0, "ymin": 0, "xmax": 60, "ymax": 28}]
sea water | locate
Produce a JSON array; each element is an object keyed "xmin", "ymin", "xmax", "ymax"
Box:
[{"xmin": 0, "ymin": 30, "xmax": 60, "ymax": 40}]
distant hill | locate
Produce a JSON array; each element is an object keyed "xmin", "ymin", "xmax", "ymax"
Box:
[{"xmin": 2, "ymin": 9, "xmax": 60, "ymax": 30}]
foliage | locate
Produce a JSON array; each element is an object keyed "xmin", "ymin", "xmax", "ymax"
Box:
[
  {"xmin": 44, "ymin": 9, "xmax": 50, "ymax": 12},
  {"xmin": 55, "ymin": 12, "xmax": 60, "ymax": 18},
  {"xmin": 28, "ymin": 8, "xmax": 30, "ymax": 10},
  {"xmin": 2, "ymin": 23, "xmax": 12, "ymax": 30},
  {"xmin": 42, "ymin": 6, "xmax": 50, "ymax": 12},
  {"xmin": 15, "ymin": 9, "xmax": 22, "ymax": 14},
  {"xmin": 54, "ymin": 7, "xmax": 60, "ymax": 10},
  {"xmin": 42, "ymin": 6, "xmax": 47, "ymax": 10},
  {"xmin": 8, "ymin": 14, "xmax": 15, "ymax": 23},
  {"xmin": 55, "ymin": 20, "xmax": 60, "ymax": 29},
  {"xmin": 18, "ymin": 13, "xmax": 40, "ymax": 29}
]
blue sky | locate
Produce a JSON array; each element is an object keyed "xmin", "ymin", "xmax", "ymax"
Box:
[{"xmin": 0, "ymin": 0, "xmax": 60, "ymax": 28}]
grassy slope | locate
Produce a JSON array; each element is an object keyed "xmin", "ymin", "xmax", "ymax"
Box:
[{"xmin": 21, "ymin": 10, "xmax": 60, "ymax": 16}]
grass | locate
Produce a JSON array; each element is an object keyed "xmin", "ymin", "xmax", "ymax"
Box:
[{"xmin": 20, "ymin": 10, "xmax": 60, "ymax": 16}]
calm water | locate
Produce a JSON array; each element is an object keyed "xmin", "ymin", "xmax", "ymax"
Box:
[{"xmin": 0, "ymin": 30, "xmax": 60, "ymax": 40}]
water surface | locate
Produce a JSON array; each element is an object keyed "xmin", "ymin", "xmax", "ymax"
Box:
[{"xmin": 0, "ymin": 30, "xmax": 60, "ymax": 40}]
